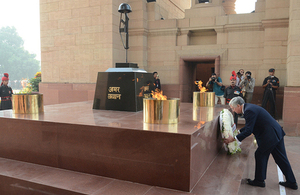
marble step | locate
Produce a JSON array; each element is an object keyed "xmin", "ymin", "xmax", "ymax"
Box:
[
  {"xmin": 0, "ymin": 157, "xmax": 113, "ymax": 195},
  {"xmin": 0, "ymin": 136, "xmax": 255, "ymax": 195}
]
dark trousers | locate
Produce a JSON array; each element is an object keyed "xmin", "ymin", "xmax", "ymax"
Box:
[
  {"xmin": 254, "ymin": 138, "xmax": 296, "ymax": 183},
  {"xmin": 0, "ymin": 100, "xmax": 12, "ymax": 110},
  {"xmin": 234, "ymin": 113, "xmax": 238, "ymax": 125},
  {"xmin": 262, "ymin": 90, "xmax": 276, "ymax": 118}
]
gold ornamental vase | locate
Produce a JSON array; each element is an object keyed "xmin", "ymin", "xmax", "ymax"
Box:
[
  {"xmin": 193, "ymin": 92, "xmax": 215, "ymax": 107},
  {"xmin": 143, "ymin": 98, "xmax": 180, "ymax": 124},
  {"xmin": 12, "ymin": 93, "xmax": 44, "ymax": 114}
]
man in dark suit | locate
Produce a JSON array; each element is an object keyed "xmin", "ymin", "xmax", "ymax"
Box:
[
  {"xmin": 224, "ymin": 97, "xmax": 298, "ymax": 190},
  {"xmin": 153, "ymin": 72, "xmax": 161, "ymax": 90}
]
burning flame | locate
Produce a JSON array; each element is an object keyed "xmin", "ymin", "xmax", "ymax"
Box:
[
  {"xmin": 151, "ymin": 89, "xmax": 167, "ymax": 100},
  {"xmin": 195, "ymin": 80, "xmax": 207, "ymax": 93},
  {"xmin": 138, "ymin": 86, "xmax": 144, "ymax": 97},
  {"xmin": 194, "ymin": 121, "xmax": 205, "ymax": 129}
]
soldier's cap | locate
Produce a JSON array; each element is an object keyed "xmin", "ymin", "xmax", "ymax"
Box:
[
  {"xmin": 269, "ymin": 68, "xmax": 275, "ymax": 72},
  {"xmin": 2, "ymin": 73, "xmax": 9, "ymax": 81},
  {"xmin": 230, "ymin": 71, "xmax": 237, "ymax": 80}
]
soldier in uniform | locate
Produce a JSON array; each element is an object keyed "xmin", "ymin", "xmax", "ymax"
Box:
[
  {"xmin": 0, "ymin": 73, "xmax": 13, "ymax": 110},
  {"xmin": 262, "ymin": 68, "xmax": 279, "ymax": 118},
  {"xmin": 224, "ymin": 71, "xmax": 243, "ymax": 125}
]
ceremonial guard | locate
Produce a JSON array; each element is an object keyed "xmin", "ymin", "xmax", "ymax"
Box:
[
  {"xmin": 224, "ymin": 71, "xmax": 243, "ymax": 104},
  {"xmin": 224, "ymin": 71, "xmax": 243, "ymax": 125},
  {"xmin": 0, "ymin": 73, "xmax": 13, "ymax": 110},
  {"xmin": 262, "ymin": 68, "xmax": 279, "ymax": 118}
]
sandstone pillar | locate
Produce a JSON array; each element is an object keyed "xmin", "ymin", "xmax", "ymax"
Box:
[
  {"xmin": 222, "ymin": 0, "xmax": 236, "ymax": 15},
  {"xmin": 283, "ymin": 0, "xmax": 300, "ymax": 135}
]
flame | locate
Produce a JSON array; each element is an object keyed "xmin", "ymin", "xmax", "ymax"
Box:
[
  {"xmin": 151, "ymin": 89, "xmax": 167, "ymax": 100},
  {"xmin": 194, "ymin": 121, "xmax": 205, "ymax": 129},
  {"xmin": 138, "ymin": 86, "xmax": 151, "ymax": 98},
  {"xmin": 138, "ymin": 86, "xmax": 144, "ymax": 97},
  {"xmin": 195, "ymin": 80, "xmax": 207, "ymax": 93}
]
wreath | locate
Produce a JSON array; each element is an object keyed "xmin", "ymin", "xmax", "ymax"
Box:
[{"xmin": 219, "ymin": 109, "xmax": 241, "ymax": 154}]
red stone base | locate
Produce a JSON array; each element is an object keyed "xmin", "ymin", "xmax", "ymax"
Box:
[
  {"xmin": 0, "ymin": 102, "xmax": 224, "ymax": 192},
  {"xmin": 39, "ymin": 83, "xmax": 96, "ymax": 105},
  {"xmin": 283, "ymin": 87, "xmax": 300, "ymax": 136}
]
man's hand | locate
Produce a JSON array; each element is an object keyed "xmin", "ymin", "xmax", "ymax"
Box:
[{"xmin": 224, "ymin": 135, "xmax": 235, "ymax": 144}]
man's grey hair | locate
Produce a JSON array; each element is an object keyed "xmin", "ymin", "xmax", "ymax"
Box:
[{"xmin": 229, "ymin": 97, "xmax": 245, "ymax": 107}]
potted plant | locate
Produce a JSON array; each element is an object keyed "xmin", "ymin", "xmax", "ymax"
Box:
[{"xmin": 12, "ymin": 72, "xmax": 44, "ymax": 114}]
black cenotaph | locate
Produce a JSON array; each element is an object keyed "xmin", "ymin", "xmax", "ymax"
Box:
[
  {"xmin": 93, "ymin": 63, "xmax": 154, "ymax": 112},
  {"xmin": 93, "ymin": 3, "xmax": 154, "ymax": 112}
]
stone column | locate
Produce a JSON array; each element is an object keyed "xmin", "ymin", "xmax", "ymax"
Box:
[
  {"xmin": 214, "ymin": 56, "xmax": 220, "ymax": 76},
  {"xmin": 222, "ymin": 0, "xmax": 236, "ymax": 15},
  {"xmin": 283, "ymin": 0, "xmax": 300, "ymax": 135}
]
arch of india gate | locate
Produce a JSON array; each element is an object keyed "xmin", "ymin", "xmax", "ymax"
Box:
[{"xmin": 0, "ymin": 0, "xmax": 299, "ymax": 193}]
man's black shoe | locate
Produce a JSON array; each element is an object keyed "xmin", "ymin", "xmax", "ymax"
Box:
[
  {"xmin": 247, "ymin": 179, "xmax": 265, "ymax": 187},
  {"xmin": 279, "ymin": 181, "xmax": 298, "ymax": 190}
]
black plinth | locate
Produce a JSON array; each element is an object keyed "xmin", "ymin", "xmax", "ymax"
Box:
[
  {"xmin": 93, "ymin": 72, "xmax": 154, "ymax": 112},
  {"xmin": 116, "ymin": 63, "xmax": 138, "ymax": 68}
]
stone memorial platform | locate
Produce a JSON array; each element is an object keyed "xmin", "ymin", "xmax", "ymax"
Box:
[{"xmin": 0, "ymin": 101, "xmax": 253, "ymax": 193}]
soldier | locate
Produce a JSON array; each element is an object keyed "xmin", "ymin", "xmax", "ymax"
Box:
[
  {"xmin": 224, "ymin": 71, "xmax": 243, "ymax": 125},
  {"xmin": 0, "ymin": 73, "xmax": 13, "ymax": 110},
  {"xmin": 262, "ymin": 68, "xmax": 279, "ymax": 118}
]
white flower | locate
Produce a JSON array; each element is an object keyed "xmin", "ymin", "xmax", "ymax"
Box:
[{"xmin": 219, "ymin": 109, "xmax": 241, "ymax": 154}]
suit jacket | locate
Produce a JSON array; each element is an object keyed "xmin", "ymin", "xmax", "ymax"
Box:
[
  {"xmin": 154, "ymin": 78, "xmax": 161, "ymax": 90},
  {"xmin": 236, "ymin": 103, "xmax": 285, "ymax": 153}
]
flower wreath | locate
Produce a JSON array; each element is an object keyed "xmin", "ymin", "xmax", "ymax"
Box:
[{"xmin": 219, "ymin": 109, "xmax": 241, "ymax": 154}]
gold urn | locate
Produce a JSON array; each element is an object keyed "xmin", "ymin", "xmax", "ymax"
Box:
[
  {"xmin": 193, "ymin": 91, "xmax": 215, "ymax": 107},
  {"xmin": 12, "ymin": 93, "xmax": 44, "ymax": 114},
  {"xmin": 143, "ymin": 98, "xmax": 180, "ymax": 124}
]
